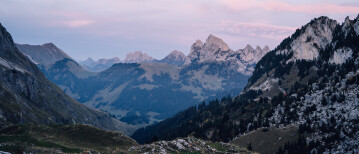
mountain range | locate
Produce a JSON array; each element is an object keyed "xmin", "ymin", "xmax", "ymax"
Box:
[
  {"xmin": 78, "ymin": 37, "xmax": 269, "ymax": 73},
  {"xmin": 79, "ymin": 57, "xmax": 121, "ymax": 72},
  {"xmin": 132, "ymin": 15, "xmax": 359, "ymax": 153},
  {"xmin": 2, "ymin": 11, "xmax": 359, "ymax": 153},
  {"xmin": 0, "ymin": 23, "xmax": 136, "ymax": 135},
  {"xmin": 79, "ymin": 50, "xmax": 187, "ymax": 72},
  {"xmin": 18, "ymin": 35, "xmax": 270, "ymax": 127}
]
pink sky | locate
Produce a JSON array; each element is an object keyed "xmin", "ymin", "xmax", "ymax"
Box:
[{"xmin": 0, "ymin": 0, "xmax": 358, "ymax": 60}]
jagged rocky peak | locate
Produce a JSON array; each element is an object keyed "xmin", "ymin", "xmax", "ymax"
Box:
[
  {"xmin": 192, "ymin": 40, "xmax": 203, "ymax": 49},
  {"xmin": 243, "ymin": 44, "xmax": 254, "ymax": 51},
  {"xmin": 0, "ymin": 23, "xmax": 16, "ymax": 51},
  {"xmin": 238, "ymin": 44, "xmax": 270, "ymax": 64},
  {"xmin": 160, "ymin": 50, "xmax": 187, "ymax": 66},
  {"xmin": 124, "ymin": 51, "xmax": 155, "ymax": 63},
  {"xmin": 278, "ymin": 16, "xmax": 338, "ymax": 61},
  {"xmin": 263, "ymin": 45, "xmax": 270, "ymax": 52},
  {"xmin": 204, "ymin": 34, "xmax": 230, "ymax": 51},
  {"xmin": 354, "ymin": 15, "xmax": 359, "ymax": 35},
  {"xmin": 185, "ymin": 34, "xmax": 233, "ymax": 64},
  {"xmin": 255, "ymin": 45, "xmax": 262, "ymax": 51},
  {"xmin": 342, "ymin": 15, "xmax": 359, "ymax": 36},
  {"xmin": 185, "ymin": 34, "xmax": 270, "ymax": 75}
]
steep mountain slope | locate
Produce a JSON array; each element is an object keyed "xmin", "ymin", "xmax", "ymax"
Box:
[
  {"xmin": 0, "ymin": 124, "xmax": 137, "ymax": 153},
  {"xmin": 16, "ymin": 43, "xmax": 72, "ymax": 66},
  {"xmin": 79, "ymin": 57, "xmax": 121, "ymax": 72},
  {"xmin": 27, "ymin": 35, "xmax": 268, "ymax": 127},
  {"xmin": 0, "ymin": 23, "xmax": 135, "ymax": 135},
  {"xmin": 132, "ymin": 15, "xmax": 359, "ymax": 153}
]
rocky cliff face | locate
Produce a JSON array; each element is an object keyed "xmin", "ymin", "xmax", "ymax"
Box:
[
  {"xmin": 0, "ymin": 23, "xmax": 135, "ymax": 135},
  {"xmin": 185, "ymin": 34, "xmax": 270, "ymax": 75}
]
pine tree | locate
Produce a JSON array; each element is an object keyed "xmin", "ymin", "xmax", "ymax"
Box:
[{"xmin": 247, "ymin": 143, "xmax": 253, "ymax": 151}]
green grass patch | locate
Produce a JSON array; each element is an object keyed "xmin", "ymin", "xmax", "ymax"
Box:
[{"xmin": 210, "ymin": 143, "xmax": 227, "ymax": 152}]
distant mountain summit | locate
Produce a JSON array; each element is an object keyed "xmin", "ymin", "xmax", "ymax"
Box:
[
  {"xmin": 123, "ymin": 51, "xmax": 155, "ymax": 63},
  {"xmin": 238, "ymin": 44, "xmax": 270, "ymax": 64},
  {"xmin": 185, "ymin": 34, "xmax": 231, "ymax": 64},
  {"xmin": 0, "ymin": 23, "xmax": 135, "ymax": 135},
  {"xmin": 16, "ymin": 43, "xmax": 73, "ymax": 66},
  {"xmin": 80, "ymin": 57, "xmax": 96, "ymax": 67},
  {"xmin": 19, "ymin": 33, "xmax": 270, "ymax": 128},
  {"xmin": 185, "ymin": 34, "xmax": 270, "ymax": 75},
  {"xmin": 79, "ymin": 57, "xmax": 121, "ymax": 72},
  {"xmin": 159, "ymin": 50, "xmax": 187, "ymax": 66}
]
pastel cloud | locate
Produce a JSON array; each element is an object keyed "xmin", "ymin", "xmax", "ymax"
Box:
[
  {"xmin": 198, "ymin": 21, "xmax": 296, "ymax": 40},
  {"xmin": 264, "ymin": 1, "xmax": 359, "ymax": 14},
  {"xmin": 62, "ymin": 20, "xmax": 94, "ymax": 28},
  {"xmin": 1, "ymin": 0, "xmax": 358, "ymax": 60},
  {"xmin": 222, "ymin": 0, "xmax": 359, "ymax": 14},
  {"xmin": 47, "ymin": 11, "xmax": 95, "ymax": 28}
]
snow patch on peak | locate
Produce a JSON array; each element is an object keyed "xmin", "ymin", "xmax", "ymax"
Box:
[{"xmin": 329, "ymin": 48, "xmax": 353, "ymax": 65}]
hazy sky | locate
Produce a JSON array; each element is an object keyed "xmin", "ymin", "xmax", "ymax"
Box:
[{"xmin": 1, "ymin": 0, "xmax": 358, "ymax": 60}]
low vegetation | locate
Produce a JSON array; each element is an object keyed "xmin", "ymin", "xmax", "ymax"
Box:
[{"xmin": 0, "ymin": 124, "xmax": 137, "ymax": 153}]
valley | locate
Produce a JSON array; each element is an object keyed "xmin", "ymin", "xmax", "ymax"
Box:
[
  {"xmin": 0, "ymin": 1, "xmax": 358, "ymax": 153},
  {"xmin": 18, "ymin": 35, "xmax": 269, "ymax": 127}
]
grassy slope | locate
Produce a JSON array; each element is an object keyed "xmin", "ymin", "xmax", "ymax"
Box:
[
  {"xmin": 0, "ymin": 124, "xmax": 138, "ymax": 153},
  {"xmin": 230, "ymin": 126, "xmax": 301, "ymax": 154}
]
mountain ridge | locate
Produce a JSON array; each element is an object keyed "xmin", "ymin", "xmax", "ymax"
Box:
[
  {"xmin": 0, "ymin": 23, "xmax": 135, "ymax": 135},
  {"xmin": 131, "ymin": 15, "xmax": 359, "ymax": 153},
  {"xmin": 20, "ymin": 34, "xmax": 269, "ymax": 127},
  {"xmin": 16, "ymin": 43, "xmax": 73, "ymax": 66}
]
